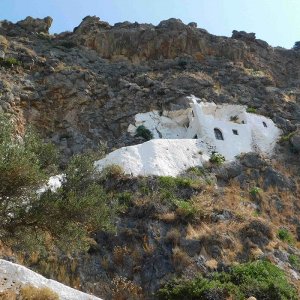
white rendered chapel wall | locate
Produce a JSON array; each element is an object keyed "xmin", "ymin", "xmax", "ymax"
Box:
[{"xmin": 97, "ymin": 96, "xmax": 281, "ymax": 177}]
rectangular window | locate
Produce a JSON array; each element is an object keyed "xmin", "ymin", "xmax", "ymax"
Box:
[{"xmin": 232, "ymin": 129, "xmax": 238, "ymax": 135}]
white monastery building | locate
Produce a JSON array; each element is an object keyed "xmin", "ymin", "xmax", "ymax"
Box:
[{"xmin": 95, "ymin": 96, "xmax": 281, "ymax": 176}]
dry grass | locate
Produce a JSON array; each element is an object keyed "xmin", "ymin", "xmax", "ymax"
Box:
[
  {"xmin": 111, "ymin": 276, "xmax": 143, "ymax": 300},
  {"xmin": 0, "ymin": 35, "xmax": 9, "ymax": 50},
  {"xmin": 20, "ymin": 285, "xmax": 59, "ymax": 300},
  {"xmin": 113, "ymin": 246, "xmax": 130, "ymax": 266},
  {"xmin": 172, "ymin": 246, "xmax": 191, "ymax": 271},
  {"xmin": 165, "ymin": 228, "xmax": 181, "ymax": 245},
  {"xmin": 157, "ymin": 212, "xmax": 176, "ymax": 222},
  {"xmin": 205, "ymin": 259, "xmax": 218, "ymax": 270},
  {"xmin": 0, "ymin": 290, "xmax": 17, "ymax": 300}
]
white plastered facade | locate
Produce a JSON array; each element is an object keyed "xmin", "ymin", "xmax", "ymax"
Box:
[{"xmin": 96, "ymin": 96, "xmax": 281, "ymax": 176}]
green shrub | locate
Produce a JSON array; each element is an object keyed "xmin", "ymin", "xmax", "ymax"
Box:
[
  {"xmin": 246, "ymin": 107, "xmax": 257, "ymax": 114},
  {"xmin": 186, "ymin": 166, "xmax": 205, "ymax": 177},
  {"xmin": 173, "ymin": 199, "xmax": 197, "ymax": 221},
  {"xmin": 277, "ymin": 228, "xmax": 295, "ymax": 244},
  {"xmin": 158, "ymin": 176, "xmax": 194, "ymax": 189},
  {"xmin": 158, "ymin": 260, "xmax": 297, "ymax": 300},
  {"xmin": 209, "ymin": 152, "xmax": 225, "ymax": 165},
  {"xmin": 0, "ymin": 114, "xmax": 118, "ymax": 252},
  {"xmin": 0, "ymin": 57, "xmax": 21, "ymax": 68},
  {"xmin": 280, "ymin": 131, "xmax": 296, "ymax": 143},
  {"xmin": 249, "ymin": 186, "xmax": 262, "ymax": 196},
  {"xmin": 135, "ymin": 125, "xmax": 153, "ymax": 140},
  {"xmin": 289, "ymin": 254, "xmax": 300, "ymax": 271},
  {"xmin": 0, "ymin": 114, "xmax": 52, "ymax": 198}
]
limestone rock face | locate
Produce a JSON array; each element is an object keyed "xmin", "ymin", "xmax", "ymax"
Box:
[
  {"xmin": 70, "ymin": 16, "xmax": 251, "ymax": 62},
  {"xmin": 16, "ymin": 16, "xmax": 53, "ymax": 33}
]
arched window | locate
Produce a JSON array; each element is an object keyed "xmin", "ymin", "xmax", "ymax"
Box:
[
  {"xmin": 214, "ymin": 128, "xmax": 224, "ymax": 140},
  {"xmin": 263, "ymin": 121, "xmax": 267, "ymax": 128}
]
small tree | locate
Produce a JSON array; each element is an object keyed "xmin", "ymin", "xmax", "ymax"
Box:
[{"xmin": 0, "ymin": 113, "xmax": 117, "ymax": 253}]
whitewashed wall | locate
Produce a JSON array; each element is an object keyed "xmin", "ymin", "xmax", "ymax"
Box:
[{"xmin": 100, "ymin": 96, "xmax": 282, "ymax": 176}]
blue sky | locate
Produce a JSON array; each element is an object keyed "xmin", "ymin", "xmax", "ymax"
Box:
[{"xmin": 1, "ymin": 0, "xmax": 300, "ymax": 49}]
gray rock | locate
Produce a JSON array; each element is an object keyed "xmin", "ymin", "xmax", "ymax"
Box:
[
  {"xmin": 214, "ymin": 161, "xmax": 242, "ymax": 181},
  {"xmin": 232, "ymin": 30, "xmax": 256, "ymax": 41},
  {"xmin": 17, "ymin": 16, "xmax": 53, "ymax": 33},
  {"xmin": 188, "ymin": 22, "xmax": 197, "ymax": 28},
  {"xmin": 239, "ymin": 152, "xmax": 266, "ymax": 169},
  {"xmin": 290, "ymin": 130, "xmax": 300, "ymax": 152},
  {"xmin": 263, "ymin": 167, "xmax": 295, "ymax": 191},
  {"xmin": 274, "ymin": 249, "xmax": 289, "ymax": 262},
  {"xmin": 181, "ymin": 239, "xmax": 201, "ymax": 256}
]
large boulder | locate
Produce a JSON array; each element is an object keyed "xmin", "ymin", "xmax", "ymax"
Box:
[{"xmin": 16, "ymin": 16, "xmax": 53, "ymax": 33}]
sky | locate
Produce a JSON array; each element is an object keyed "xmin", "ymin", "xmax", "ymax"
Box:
[{"xmin": 1, "ymin": 0, "xmax": 300, "ymax": 49}]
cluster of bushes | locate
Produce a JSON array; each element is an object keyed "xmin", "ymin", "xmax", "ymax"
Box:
[
  {"xmin": 158, "ymin": 260, "xmax": 297, "ymax": 300},
  {"xmin": 0, "ymin": 113, "xmax": 119, "ymax": 253}
]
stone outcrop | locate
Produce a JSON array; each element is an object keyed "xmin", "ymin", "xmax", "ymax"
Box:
[
  {"xmin": 16, "ymin": 16, "xmax": 53, "ymax": 33},
  {"xmin": 231, "ymin": 30, "xmax": 256, "ymax": 41}
]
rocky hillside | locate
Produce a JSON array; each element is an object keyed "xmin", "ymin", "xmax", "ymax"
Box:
[
  {"xmin": 1, "ymin": 16, "xmax": 300, "ymax": 159},
  {"xmin": 1, "ymin": 16, "xmax": 300, "ymax": 299}
]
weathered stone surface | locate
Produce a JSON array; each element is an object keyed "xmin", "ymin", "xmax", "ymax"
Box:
[
  {"xmin": 16, "ymin": 16, "xmax": 53, "ymax": 33},
  {"xmin": 290, "ymin": 129, "xmax": 300, "ymax": 152},
  {"xmin": 232, "ymin": 30, "xmax": 256, "ymax": 41}
]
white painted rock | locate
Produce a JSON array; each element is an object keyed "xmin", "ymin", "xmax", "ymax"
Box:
[
  {"xmin": 0, "ymin": 259, "xmax": 102, "ymax": 300},
  {"xmin": 95, "ymin": 139, "xmax": 211, "ymax": 177}
]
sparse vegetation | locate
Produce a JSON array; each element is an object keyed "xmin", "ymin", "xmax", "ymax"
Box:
[
  {"xmin": 209, "ymin": 152, "xmax": 225, "ymax": 165},
  {"xmin": 246, "ymin": 107, "xmax": 257, "ymax": 114},
  {"xmin": 280, "ymin": 131, "xmax": 296, "ymax": 143},
  {"xmin": 173, "ymin": 199, "xmax": 197, "ymax": 221},
  {"xmin": 20, "ymin": 285, "xmax": 59, "ymax": 300},
  {"xmin": 135, "ymin": 125, "xmax": 153, "ymax": 140},
  {"xmin": 277, "ymin": 228, "xmax": 295, "ymax": 244},
  {"xmin": 101, "ymin": 164, "xmax": 125, "ymax": 179},
  {"xmin": 158, "ymin": 260, "xmax": 298, "ymax": 300},
  {"xmin": 289, "ymin": 254, "xmax": 300, "ymax": 271},
  {"xmin": 0, "ymin": 57, "xmax": 21, "ymax": 68},
  {"xmin": 249, "ymin": 186, "xmax": 262, "ymax": 196},
  {"xmin": 230, "ymin": 115, "xmax": 239, "ymax": 122}
]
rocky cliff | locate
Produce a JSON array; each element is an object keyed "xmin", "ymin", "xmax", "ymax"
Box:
[
  {"xmin": 1, "ymin": 16, "xmax": 300, "ymax": 299},
  {"xmin": 0, "ymin": 16, "xmax": 300, "ymax": 161}
]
